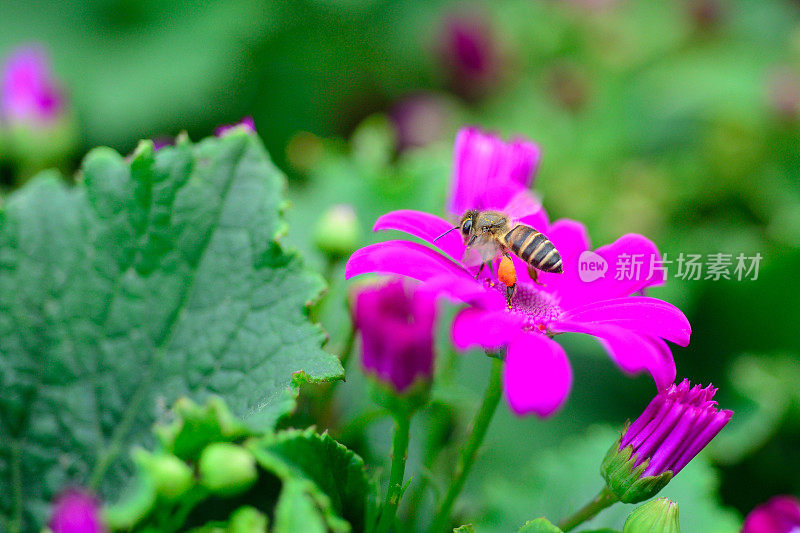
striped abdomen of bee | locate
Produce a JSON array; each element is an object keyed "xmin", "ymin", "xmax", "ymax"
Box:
[{"xmin": 502, "ymin": 224, "xmax": 563, "ymax": 274}]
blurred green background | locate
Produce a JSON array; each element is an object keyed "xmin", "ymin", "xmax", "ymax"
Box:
[{"xmin": 2, "ymin": 0, "xmax": 800, "ymax": 530}]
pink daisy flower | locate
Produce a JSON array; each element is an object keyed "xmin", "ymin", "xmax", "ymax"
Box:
[{"xmin": 345, "ymin": 127, "xmax": 690, "ymax": 417}]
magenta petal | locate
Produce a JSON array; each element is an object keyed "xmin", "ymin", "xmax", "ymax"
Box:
[
  {"xmin": 504, "ymin": 333, "xmax": 572, "ymax": 417},
  {"xmin": 560, "ymin": 297, "xmax": 691, "ymax": 346},
  {"xmin": 512, "ymin": 191, "xmax": 550, "ymax": 232},
  {"xmin": 345, "ymin": 240, "xmax": 472, "ymax": 282},
  {"xmin": 373, "ymin": 209, "xmax": 464, "ymax": 262},
  {"xmin": 452, "ymin": 307, "xmax": 522, "ymax": 350},
  {"xmin": 589, "ymin": 233, "xmax": 665, "ymax": 298},
  {"xmin": 448, "ymin": 127, "xmax": 541, "ymax": 215},
  {"xmin": 554, "ymin": 321, "xmax": 676, "ymax": 390}
]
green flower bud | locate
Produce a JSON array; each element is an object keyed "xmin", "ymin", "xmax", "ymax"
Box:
[
  {"xmin": 314, "ymin": 204, "xmax": 360, "ymax": 261},
  {"xmin": 623, "ymin": 498, "xmax": 680, "ymax": 533},
  {"xmin": 134, "ymin": 450, "xmax": 194, "ymax": 500},
  {"xmin": 228, "ymin": 506, "xmax": 268, "ymax": 533},
  {"xmin": 199, "ymin": 442, "xmax": 258, "ymax": 496}
]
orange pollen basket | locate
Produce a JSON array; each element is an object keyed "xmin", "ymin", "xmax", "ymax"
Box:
[{"xmin": 498, "ymin": 256, "xmax": 517, "ymax": 287}]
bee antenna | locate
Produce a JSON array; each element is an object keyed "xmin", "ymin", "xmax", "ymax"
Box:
[{"xmin": 433, "ymin": 226, "xmax": 459, "ymax": 242}]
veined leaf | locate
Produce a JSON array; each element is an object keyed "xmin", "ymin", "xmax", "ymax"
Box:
[{"xmin": 0, "ymin": 129, "xmax": 343, "ymax": 531}]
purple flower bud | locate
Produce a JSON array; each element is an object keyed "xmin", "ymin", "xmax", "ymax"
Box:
[
  {"xmin": 353, "ymin": 279, "xmax": 437, "ymax": 394},
  {"xmin": 602, "ymin": 379, "xmax": 731, "ymax": 503},
  {"xmin": 49, "ymin": 489, "xmax": 106, "ymax": 533},
  {"xmin": 742, "ymin": 496, "xmax": 800, "ymax": 533},
  {"xmin": 437, "ymin": 11, "xmax": 499, "ymax": 101},
  {"xmin": 215, "ymin": 116, "xmax": 256, "ymax": 137},
  {"xmin": 620, "ymin": 379, "xmax": 732, "ymax": 477},
  {"xmin": 1, "ymin": 45, "xmax": 65, "ymax": 125}
]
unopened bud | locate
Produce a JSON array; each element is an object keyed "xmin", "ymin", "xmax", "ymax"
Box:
[
  {"xmin": 134, "ymin": 450, "xmax": 194, "ymax": 500},
  {"xmin": 228, "ymin": 506, "xmax": 268, "ymax": 533},
  {"xmin": 199, "ymin": 442, "xmax": 257, "ymax": 496},
  {"xmin": 48, "ymin": 489, "xmax": 106, "ymax": 533},
  {"xmin": 602, "ymin": 380, "xmax": 731, "ymax": 504},
  {"xmin": 314, "ymin": 204, "xmax": 360, "ymax": 261},
  {"xmin": 623, "ymin": 498, "xmax": 680, "ymax": 533}
]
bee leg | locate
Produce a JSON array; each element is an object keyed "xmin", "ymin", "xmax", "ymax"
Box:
[
  {"xmin": 506, "ymin": 283, "xmax": 517, "ymax": 308},
  {"xmin": 528, "ymin": 264, "xmax": 543, "ymax": 285},
  {"xmin": 474, "ymin": 261, "xmax": 485, "ymax": 279},
  {"xmin": 487, "ymin": 260, "xmax": 495, "ymax": 278}
]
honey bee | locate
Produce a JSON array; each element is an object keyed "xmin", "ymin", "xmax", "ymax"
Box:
[{"xmin": 436, "ymin": 210, "xmax": 563, "ymax": 306}]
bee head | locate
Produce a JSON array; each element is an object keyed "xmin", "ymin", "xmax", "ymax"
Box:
[{"xmin": 459, "ymin": 210, "xmax": 478, "ymax": 238}]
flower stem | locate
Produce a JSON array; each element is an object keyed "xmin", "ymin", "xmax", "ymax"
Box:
[
  {"xmin": 557, "ymin": 486, "xmax": 619, "ymax": 532},
  {"xmin": 429, "ymin": 357, "xmax": 503, "ymax": 533},
  {"xmin": 376, "ymin": 413, "xmax": 412, "ymax": 533}
]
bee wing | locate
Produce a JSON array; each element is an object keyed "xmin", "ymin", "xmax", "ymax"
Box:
[{"xmin": 461, "ymin": 235, "xmax": 502, "ymax": 267}]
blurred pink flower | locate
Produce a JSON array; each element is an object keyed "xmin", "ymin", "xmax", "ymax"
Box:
[
  {"xmin": 389, "ymin": 93, "xmax": 449, "ymax": 150},
  {"xmin": 768, "ymin": 69, "xmax": 800, "ymax": 121},
  {"xmin": 437, "ymin": 12, "xmax": 500, "ymax": 100},
  {"xmin": 742, "ymin": 496, "xmax": 800, "ymax": 533},
  {"xmin": 346, "ymin": 127, "xmax": 689, "ymax": 417},
  {"xmin": 1, "ymin": 45, "xmax": 65, "ymax": 125},
  {"xmin": 49, "ymin": 489, "xmax": 106, "ymax": 533}
]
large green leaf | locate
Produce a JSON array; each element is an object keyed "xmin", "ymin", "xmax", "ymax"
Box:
[{"xmin": 0, "ymin": 129, "xmax": 343, "ymax": 531}]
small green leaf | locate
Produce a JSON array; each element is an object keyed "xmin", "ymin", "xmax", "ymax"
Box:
[
  {"xmin": 454, "ymin": 524, "xmax": 477, "ymax": 533},
  {"xmin": 272, "ymin": 480, "xmax": 328, "ymax": 533},
  {"xmin": 517, "ymin": 517, "xmax": 564, "ymax": 532},
  {"xmin": 0, "ymin": 131, "xmax": 343, "ymax": 531},
  {"xmin": 248, "ymin": 428, "xmax": 372, "ymax": 533}
]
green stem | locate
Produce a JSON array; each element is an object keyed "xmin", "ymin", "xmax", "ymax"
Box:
[
  {"xmin": 376, "ymin": 414, "xmax": 412, "ymax": 533},
  {"xmin": 429, "ymin": 357, "xmax": 503, "ymax": 533},
  {"xmin": 557, "ymin": 486, "xmax": 619, "ymax": 532},
  {"xmin": 164, "ymin": 487, "xmax": 209, "ymax": 533}
]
